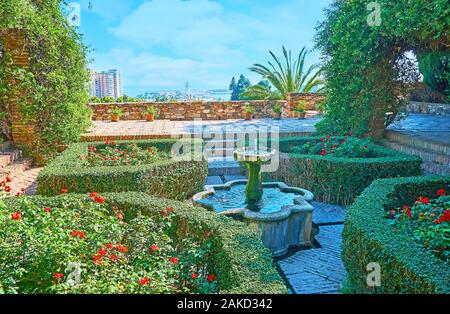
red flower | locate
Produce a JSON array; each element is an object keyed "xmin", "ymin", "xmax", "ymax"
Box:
[
  {"xmin": 89, "ymin": 192, "xmax": 98, "ymax": 198},
  {"xmin": 6, "ymin": 176, "xmax": 12, "ymax": 183},
  {"xmin": 4, "ymin": 186, "xmax": 11, "ymax": 193},
  {"xmin": 191, "ymin": 273, "xmax": 199, "ymax": 279},
  {"xmin": 88, "ymin": 146, "xmax": 96, "ymax": 152},
  {"xmin": 53, "ymin": 272, "xmax": 64, "ymax": 280},
  {"xmin": 60, "ymin": 188, "xmax": 69, "ymax": 194},
  {"xmin": 320, "ymin": 150, "xmax": 326, "ymax": 156},
  {"xmin": 320, "ymin": 138, "xmax": 325, "ymax": 142},
  {"xmin": 11, "ymin": 212, "xmax": 21, "ymax": 221},
  {"xmin": 207, "ymin": 275, "xmax": 216, "ymax": 283},
  {"xmin": 169, "ymin": 257, "xmax": 179, "ymax": 264},
  {"xmin": 70, "ymin": 230, "xmax": 86, "ymax": 238},
  {"xmin": 435, "ymin": 210, "xmax": 450, "ymax": 224},
  {"xmin": 390, "ymin": 209, "xmax": 395, "ymax": 216},
  {"xmin": 139, "ymin": 277, "xmax": 150, "ymax": 286},
  {"xmin": 109, "ymin": 254, "xmax": 118, "ymax": 261},
  {"xmin": 149, "ymin": 245, "xmax": 159, "ymax": 252},
  {"xmin": 348, "ymin": 132, "xmax": 353, "ymax": 136},
  {"xmin": 44, "ymin": 207, "xmax": 52, "ymax": 213},
  {"xmin": 166, "ymin": 207, "xmax": 174, "ymax": 212},
  {"xmin": 326, "ymin": 135, "xmax": 331, "ymax": 139},
  {"xmin": 98, "ymin": 249, "xmax": 108, "ymax": 256},
  {"xmin": 116, "ymin": 245, "xmax": 128, "ymax": 253},
  {"xmin": 94, "ymin": 195, "xmax": 106, "ymax": 203},
  {"xmin": 162, "ymin": 210, "xmax": 168, "ymax": 217},
  {"xmin": 105, "ymin": 243, "xmax": 114, "ymax": 249},
  {"xmin": 420, "ymin": 197, "xmax": 429, "ymax": 205},
  {"xmin": 437, "ymin": 189, "xmax": 446, "ymax": 197}
]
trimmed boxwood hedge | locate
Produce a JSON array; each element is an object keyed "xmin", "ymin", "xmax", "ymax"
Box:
[
  {"xmin": 3, "ymin": 192, "xmax": 287, "ymax": 294},
  {"xmin": 37, "ymin": 139, "xmax": 208, "ymax": 201},
  {"xmin": 265, "ymin": 137, "xmax": 422, "ymax": 206},
  {"xmin": 343, "ymin": 176, "xmax": 450, "ymax": 294}
]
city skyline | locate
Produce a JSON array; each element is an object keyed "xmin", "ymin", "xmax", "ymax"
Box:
[{"xmin": 78, "ymin": 0, "xmax": 332, "ymax": 96}]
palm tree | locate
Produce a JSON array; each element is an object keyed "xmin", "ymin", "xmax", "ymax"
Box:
[{"xmin": 243, "ymin": 46, "xmax": 324, "ymax": 100}]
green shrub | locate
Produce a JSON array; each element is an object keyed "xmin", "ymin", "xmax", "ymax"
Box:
[
  {"xmin": 265, "ymin": 137, "xmax": 422, "ymax": 206},
  {"xmin": 0, "ymin": 192, "xmax": 286, "ymax": 294},
  {"xmin": 38, "ymin": 139, "xmax": 208, "ymax": 201},
  {"xmin": 342, "ymin": 176, "xmax": 450, "ymax": 294},
  {"xmin": 389, "ymin": 192, "xmax": 449, "ymax": 263}
]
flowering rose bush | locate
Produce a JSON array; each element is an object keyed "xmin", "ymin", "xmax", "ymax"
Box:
[
  {"xmin": 294, "ymin": 133, "xmax": 375, "ymax": 158},
  {"xmin": 0, "ymin": 193, "xmax": 216, "ymax": 294},
  {"xmin": 80, "ymin": 141, "xmax": 169, "ymax": 167},
  {"xmin": 0, "ymin": 176, "xmax": 12, "ymax": 199},
  {"xmin": 387, "ymin": 189, "xmax": 450, "ymax": 263}
]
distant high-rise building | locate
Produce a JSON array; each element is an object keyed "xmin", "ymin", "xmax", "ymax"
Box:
[
  {"xmin": 89, "ymin": 69, "xmax": 123, "ymax": 99},
  {"xmin": 184, "ymin": 82, "xmax": 191, "ymax": 100}
]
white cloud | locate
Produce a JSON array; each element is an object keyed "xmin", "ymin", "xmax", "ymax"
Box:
[
  {"xmin": 93, "ymin": 48, "xmax": 230, "ymax": 91},
  {"xmin": 89, "ymin": 0, "xmax": 331, "ymax": 93}
]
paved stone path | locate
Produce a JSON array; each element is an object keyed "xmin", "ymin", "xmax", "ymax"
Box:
[
  {"xmin": 278, "ymin": 224, "xmax": 346, "ymax": 294},
  {"xmin": 386, "ymin": 113, "xmax": 450, "ymax": 146},
  {"xmin": 82, "ymin": 118, "xmax": 321, "ymax": 141},
  {"xmin": 9, "ymin": 168, "xmax": 42, "ymax": 196}
]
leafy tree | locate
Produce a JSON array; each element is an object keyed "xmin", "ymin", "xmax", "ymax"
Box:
[
  {"xmin": 100, "ymin": 96, "xmax": 115, "ymax": 103},
  {"xmin": 417, "ymin": 51, "xmax": 449, "ymax": 96},
  {"xmin": 230, "ymin": 74, "xmax": 251, "ymax": 100},
  {"xmin": 248, "ymin": 46, "xmax": 324, "ymax": 99},
  {"xmin": 315, "ymin": 0, "xmax": 449, "ymax": 137},
  {"xmin": 0, "ymin": 0, "xmax": 91, "ymax": 160}
]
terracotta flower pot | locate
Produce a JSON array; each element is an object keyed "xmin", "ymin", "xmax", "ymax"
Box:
[
  {"xmin": 273, "ymin": 112, "xmax": 282, "ymax": 120},
  {"xmin": 111, "ymin": 114, "xmax": 120, "ymax": 122},
  {"xmin": 295, "ymin": 112, "xmax": 306, "ymax": 119},
  {"xmin": 244, "ymin": 112, "xmax": 252, "ymax": 120},
  {"xmin": 145, "ymin": 114, "xmax": 155, "ymax": 122}
]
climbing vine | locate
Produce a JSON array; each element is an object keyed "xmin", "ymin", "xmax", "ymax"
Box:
[
  {"xmin": 0, "ymin": 0, "xmax": 91, "ymax": 160},
  {"xmin": 315, "ymin": 0, "xmax": 449, "ymax": 137}
]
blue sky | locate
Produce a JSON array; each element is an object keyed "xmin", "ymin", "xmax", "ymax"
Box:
[{"xmin": 77, "ymin": 0, "xmax": 332, "ymax": 96}]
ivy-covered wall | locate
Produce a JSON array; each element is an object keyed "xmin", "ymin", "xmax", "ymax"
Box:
[
  {"xmin": 0, "ymin": 0, "xmax": 91, "ymax": 162},
  {"xmin": 315, "ymin": 0, "xmax": 449, "ymax": 138}
]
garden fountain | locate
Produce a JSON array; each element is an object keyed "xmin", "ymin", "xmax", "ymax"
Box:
[{"xmin": 193, "ymin": 144, "xmax": 315, "ymax": 257}]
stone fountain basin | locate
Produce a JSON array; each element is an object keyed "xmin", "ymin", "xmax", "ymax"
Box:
[{"xmin": 193, "ymin": 180, "xmax": 315, "ymax": 257}]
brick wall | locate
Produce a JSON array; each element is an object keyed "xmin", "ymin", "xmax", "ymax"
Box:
[
  {"xmin": 0, "ymin": 30, "xmax": 36, "ymax": 152},
  {"xmin": 286, "ymin": 93, "xmax": 325, "ymax": 117},
  {"xmin": 90, "ymin": 93, "xmax": 325, "ymax": 121}
]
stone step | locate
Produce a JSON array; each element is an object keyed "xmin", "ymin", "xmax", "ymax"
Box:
[
  {"xmin": 383, "ymin": 140, "xmax": 450, "ymax": 166},
  {"xmin": 384, "ymin": 130, "xmax": 450, "ymax": 156},
  {"xmin": 207, "ymin": 157, "xmax": 243, "ymax": 176},
  {"xmin": 422, "ymin": 162, "xmax": 450, "ymax": 176},
  {"xmin": 0, "ymin": 159, "xmax": 33, "ymax": 183},
  {"xmin": 0, "ymin": 150, "xmax": 22, "ymax": 168}
]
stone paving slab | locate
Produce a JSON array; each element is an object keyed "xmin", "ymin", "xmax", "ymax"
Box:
[
  {"xmin": 386, "ymin": 114, "xmax": 450, "ymax": 146},
  {"xmin": 278, "ymin": 224, "xmax": 346, "ymax": 294},
  {"xmin": 82, "ymin": 118, "xmax": 320, "ymax": 141},
  {"xmin": 223, "ymin": 175, "xmax": 247, "ymax": 182},
  {"xmin": 9, "ymin": 167, "xmax": 42, "ymax": 196},
  {"xmin": 311, "ymin": 201, "xmax": 346, "ymax": 225}
]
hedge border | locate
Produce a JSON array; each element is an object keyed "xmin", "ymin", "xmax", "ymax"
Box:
[
  {"xmin": 342, "ymin": 175, "xmax": 450, "ymax": 294},
  {"xmin": 4, "ymin": 192, "xmax": 287, "ymax": 294},
  {"xmin": 265, "ymin": 136, "xmax": 423, "ymax": 206},
  {"xmin": 37, "ymin": 139, "xmax": 208, "ymax": 201}
]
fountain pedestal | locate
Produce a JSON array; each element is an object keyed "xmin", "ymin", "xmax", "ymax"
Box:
[{"xmin": 193, "ymin": 148, "xmax": 315, "ymax": 257}]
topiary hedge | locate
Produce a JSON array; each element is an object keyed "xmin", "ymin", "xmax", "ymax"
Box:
[
  {"xmin": 1, "ymin": 192, "xmax": 287, "ymax": 294},
  {"xmin": 342, "ymin": 176, "xmax": 450, "ymax": 294},
  {"xmin": 265, "ymin": 137, "xmax": 422, "ymax": 206},
  {"xmin": 38, "ymin": 139, "xmax": 208, "ymax": 201}
]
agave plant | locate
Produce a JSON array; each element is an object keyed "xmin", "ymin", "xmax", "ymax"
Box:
[{"xmin": 244, "ymin": 46, "xmax": 324, "ymax": 99}]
